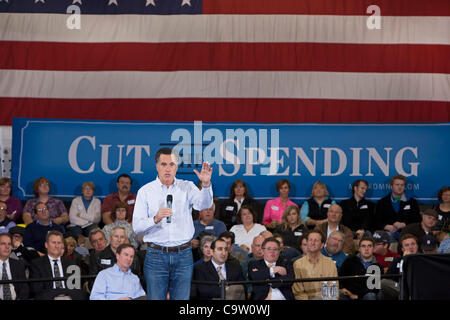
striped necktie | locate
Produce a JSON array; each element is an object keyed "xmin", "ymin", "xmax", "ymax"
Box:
[
  {"xmin": 265, "ymin": 264, "xmax": 274, "ymax": 300},
  {"xmin": 2, "ymin": 262, "xmax": 12, "ymax": 300},
  {"xmin": 217, "ymin": 265, "xmax": 225, "ymax": 281},
  {"xmin": 53, "ymin": 260, "xmax": 63, "ymax": 289}
]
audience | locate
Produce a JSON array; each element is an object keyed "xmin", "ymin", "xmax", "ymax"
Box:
[
  {"xmin": 2, "ymin": 173, "xmax": 448, "ymax": 300},
  {"xmin": 90, "ymin": 243, "xmax": 146, "ymax": 300},
  {"xmin": 22, "ymin": 177, "xmax": 69, "ymax": 226},
  {"xmin": 23, "ymin": 202, "xmax": 65, "ymax": 255},
  {"xmin": 340, "ymin": 179, "xmax": 374, "ymax": 239},
  {"xmin": 101, "ymin": 173, "xmax": 136, "ymax": 225},
  {"xmin": 220, "ymin": 179, "xmax": 261, "ymax": 229},
  {"xmin": 374, "ymin": 174, "xmax": 421, "ymax": 242},
  {"xmin": 263, "ymin": 179, "xmax": 297, "ymax": 229},
  {"xmin": 248, "ymin": 237, "xmax": 295, "ymax": 300},
  {"xmin": 273, "ymin": 205, "xmax": 307, "ymax": 251},
  {"xmin": 230, "ymin": 205, "xmax": 266, "ymax": 253},
  {"xmin": 0, "ymin": 233, "xmax": 29, "ymax": 300},
  {"xmin": 0, "ymin": 178, "xmax": 23, "ymax": 223},
  {"xmin": 67, "ymin": 181, "xmax": 101, "ymax": 240},
  {"xmin": 102, "ymin": 202, "xmax": 139, "ymax": 249},
  {"xmin": 321, "ymin": 231, "xmax": 348, "ymax": 271},
  {"xmin": 339, "ymin": 237, "xmax": 383, "ymax": 300},
  {"xmin": 292, "ymin": 230, "xmax": 338, "ymax": 300},
  {"xmin": 314, "ymin": 203, "xmax": 354, "ymax": 254},
  {"xmin": 0, "ymin": 200, "xmax": 16, "ymax": 234},
  {"xmin": 300, "ymin": 181, "xmax": 336, "ymax": 229}
]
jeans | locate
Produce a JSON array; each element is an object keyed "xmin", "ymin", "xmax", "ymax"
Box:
[{"xmin": 144, "ymin": 246, "xmax": 194, "ymax": 300}]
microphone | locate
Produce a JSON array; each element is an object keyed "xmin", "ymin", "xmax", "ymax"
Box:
[{"xmin": 166, "ymin": 194, "xmax": 173, "ymax": 223}]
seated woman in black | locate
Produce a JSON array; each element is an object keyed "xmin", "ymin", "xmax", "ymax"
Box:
[{"xmin": 219, "ymin": 179, "xmax": 260, "ymax": 230}]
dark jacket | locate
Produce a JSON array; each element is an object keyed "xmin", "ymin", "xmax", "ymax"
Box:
[
  {"xmin": 248, "ymin": 258, "xmax": 295, "ymax": 300},
  {"xmin": 339, "ymin": 254, "xmax": 384, "ymax": 299},
  {"xmin": 7, "ymin": 258, "xmax": 29, "ymax": 300},
  {"xmin": 340, "ymin": 197, "xmax": 375, "ymax": 232},
  {"xmin": 273, "ymin": 224, "xmax": 307, "ymax": 250},
  {"xmin": 374, "ymin": 195, "xmax": 421, "ymax": 231},
  {"xmin": 220, "ymin": 197, "xmax": 262, "ymax": 229},
  {"xmin": 23, "ymin": 222, "xmax": 64, "ymax": 253},
  {"xmin": 306, "ymin": 197, "xmax": 333, "ymax": 221},
  {"xmin": 192, "ymin": 260, "xmax": 245, "ymax": 300},
  {"xmin": 29, "ymin": 255, "xmax": 88, "ymax": 300}
]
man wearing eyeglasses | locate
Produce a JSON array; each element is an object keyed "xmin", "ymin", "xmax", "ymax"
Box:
[
  {"xmin": 23, "ymin": 202, "xmax": 64, "ymax": 255},
  {"xmin": 0, "ymin": 201, "xmax": 16, "ymax": 234},
  {"xmin": 248, "ymin": 237, "xmax": 295, "ymax": 300}
]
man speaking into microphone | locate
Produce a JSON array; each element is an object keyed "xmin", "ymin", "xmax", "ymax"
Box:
[{"xmin": 133, "ymin": 147, "xmax": 213, "ymax": 300}]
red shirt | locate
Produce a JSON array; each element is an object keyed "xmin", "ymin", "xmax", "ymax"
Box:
[
  {"xmin": 374, "ymin": 249, "xmax": 400, "ymax": 269},
  {"xmin": 101, "ymin": 192, "xmax": 137, "ymax": 223}
]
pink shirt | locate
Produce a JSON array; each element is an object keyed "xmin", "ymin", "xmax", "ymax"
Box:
[{"xmin": 263, "ymin": 197, "xmax": 298, "ymax": 225}]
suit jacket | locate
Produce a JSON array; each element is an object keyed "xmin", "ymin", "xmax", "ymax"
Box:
[
  {"xmin": 193, "ymin": 260, "xmax": 245, "ymax": 300},
  {"xmin": 8, "ymin": 258, "xmax": 29, "ymax": 300},
  {"xmin": 248, "ymin": 258, "xmax": 295, "ymax": 300},
  {"xmin": 315, "ymin": 222, "xmax": 355, "ymax": 255},
  {"xmin": 29, "ymin": 255, "xmax": 88, "ymax": 300}
]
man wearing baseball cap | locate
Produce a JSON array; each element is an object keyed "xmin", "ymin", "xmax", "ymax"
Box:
[
  {"xmin": 400, "ymin": 209, "xmax": 439, "ymax": 246},
  {"xmin": 420, "ymin": 234, "xmax": 438, "ymax": 254},
  {"xmin": 373, "ymin": 230, "xmax": 400, "ymax": 273}
]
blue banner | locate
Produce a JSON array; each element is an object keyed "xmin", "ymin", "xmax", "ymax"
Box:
[{"xmin": 11, "ymin": 118, "xmax": 450, "ymax": 204}]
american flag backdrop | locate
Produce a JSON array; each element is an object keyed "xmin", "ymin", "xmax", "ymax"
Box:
[{"xmin": 0, "ymin": 0, "xmax": 449, "ymax": 124}]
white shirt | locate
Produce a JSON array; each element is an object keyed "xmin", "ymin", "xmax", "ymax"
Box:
[
  {"xmin": 230, "ymin": 223, "xmax": 266, "ymax": 253},
  {"xmin": 234, "ymin": 197, "xmax": 245, "ymax": 213},
  {"xmin": 211, "ymin": 260, "xmax": 227, "ymax": 280},
  {"xmin": 264, "ymin": 260, "xmax": 286, "ymax": 300},
  {"xmin": 132, "ymin": 176, "xmax": 213, "ymax": 247},
  {"xmin": 326, "ymin": 225, "xmax": 340, "ymax": 239},
  {"xmin": 0, "ymin": 259, "xmax": 17, "ymax": 300},
  {"xmin": 47, "ymin": 256, "xmax": 66, "ymax": 289}
]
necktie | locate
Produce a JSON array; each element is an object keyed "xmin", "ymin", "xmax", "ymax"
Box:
[
  {"xmin": 2, "ymin": 262, "xmax": 12, "ymax": 300},
  {"xmin": 217, "ymin": 265, "xmax": 225, "ymax": 281},
  {"xmin": 53, "ymin": 260, "xmax": 63, "ymax": 289},
  {"xmin": 265, "ymin": 264, "xmax": 274, "ymax": 300}
]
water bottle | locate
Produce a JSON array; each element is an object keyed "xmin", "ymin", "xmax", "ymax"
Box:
[
  {"xmin": 321, "ymin": 281, "xmax": 329, "ymax": 300},
  {"xmin": 330, "ymin": 281, "xmax": 338, "ymax": 300}
]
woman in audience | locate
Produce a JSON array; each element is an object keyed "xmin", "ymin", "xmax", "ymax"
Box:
[
  {"xmin": 67, "ymin": 181, "xmax": 102, "ymax": 241},
  {"xmin": 194, "ymin": 234, "xmax": 216, "ymax": 267},
  {"xmin": 274, "ymin": 205, "xmax": 307, "ymax": 251},
  {"xmin": 0, "ymin": 178, "xmax": 23, "ymax": 223},
  {"xmin": 433, "ymin": 186, "xmax": 450, "ymax": 232},
  {"xmin": 262, "ymin": 179, "xmax": 297, "ymax": 229},
  {"xmin": 102, "ymin": 201, "xmax": 139, "ymax": 249},
  {"xmin": 300, "ymin": 181, "xmax": 336, "ymax": 229},
  {"xmin": 230, "ymin": 205, "xmax": 266, "ymax": 253},
  {"xmin": 220, "ymin": 179, "xmax": 260, "ymax": 229},
  {"xmin": 64, "ymin": 236, "xmax": 89, "ymax": 275},
  {"xmin": 22, "ymin": 177, "xmax": 68, "ymax": 226}
]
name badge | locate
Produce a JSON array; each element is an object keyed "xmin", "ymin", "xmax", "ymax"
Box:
[
  {"xmin": 127, "ymin": 199, "xmax": 135, "ymax": 205},
  {"xmin": 294, "ymin": 232, "xmax": 303, "ymax": 236},
  {"xmin": 385, "ymin": 257, "xmax": 394, "ymax": 262},
  {"xmin": 16, "ymin": 252, "xmax": 22, "ymax": 257},
  {"xmin": 101, "ymin": 259, "xmax": 112, "ymax": 266},
  {"xmin": 360, "ymin": 205, "xmax": 368, "ymax": 209},
  {"xmin": 77, "ymin": 205, "xmax": 83, "ymax": 211},
  {"xmin": 0, "ymin": 226, "xmax": 5, "ymax": 230},
  {"xmin": 226, "ymin": 206, "xmax": 234, "ymax": 211},
  {"xmin": 438, "ymin": 215, "xmax": 443, "ymax": 221},
  {"xmin": 271, "ymin": 205, "xmax": 279, "ymax": 211},
  {"xmin": 205, "ymin": 226, "xmax": 214, "ymax": 230},
  {"xmin": 323, "ymin": 204, "xmax": 331, "ymax": 208},
  {"xmin": 403, "ymin": 205, "xmax": 411, "ymax": 210}
]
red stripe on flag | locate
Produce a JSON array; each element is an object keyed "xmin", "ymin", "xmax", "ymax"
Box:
[
  {"xmin": 1, "ymin": 42, "xmax": 448, "ymax": 73},
  {"xmin": 1, "ymin": 98, "xmax": 449, "ymax": 125},
  {"xmin": 203, "ymin": 0, "xmax": 450, "ymax": 16}
]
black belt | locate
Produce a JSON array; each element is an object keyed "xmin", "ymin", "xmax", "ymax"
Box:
[{"xmin": 147, "ymin": 242, "xmax": 191, "ymax": 252}]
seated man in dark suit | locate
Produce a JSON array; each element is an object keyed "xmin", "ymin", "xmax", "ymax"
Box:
[
  {"xmin": 29, "ymin": 230, "xmax": 88, "ymax": 300},
  {"xmin": 192, "ymin": 238, "xmax": 246, "ymax": 300},
  {"xmin": 0, "ymin": 233, "xmax": 29, "ymax": 300},
  {"xmin": 248, "ymin": 237, "xmax": 295, "ymax": 300}
]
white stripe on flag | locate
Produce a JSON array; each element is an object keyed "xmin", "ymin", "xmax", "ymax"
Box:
[
  {"xmin": 1, "ymin": 13, "xmax": 449, "ymax": 44},
  {"xmin": 1, "ymin": 70, "xmax": 449, "ymax": 101}
]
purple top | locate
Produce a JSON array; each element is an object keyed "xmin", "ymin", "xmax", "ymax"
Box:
[
  {"xmin": 23, "ymin": 197, "xmax": 68, "ymax": 221},
  {"xmin": 4, "ymin": 196, "xmax": 23, "ymax": 222}
]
